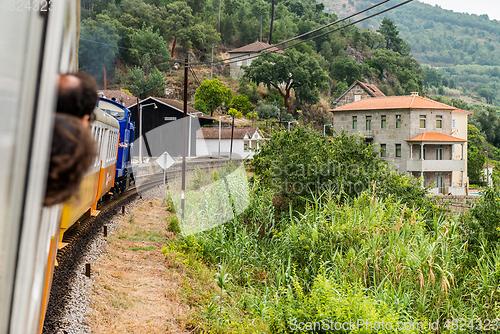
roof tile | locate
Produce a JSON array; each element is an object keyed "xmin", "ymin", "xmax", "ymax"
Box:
[
  {"xmin": 228, "ymin": 41, "xmax": 283, "ymax": 54},
  {"xmin": 406, "ymin": 133, "xmax": 467, "ymax": 142},
  {"xmin": 334, "ymin": 95, "xmax": 458, "ymax": 111}
]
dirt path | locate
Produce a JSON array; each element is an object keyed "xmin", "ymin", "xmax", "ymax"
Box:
[{"xmin": 86, "ymin": 194, "xmax": 192, "ymax": 333}]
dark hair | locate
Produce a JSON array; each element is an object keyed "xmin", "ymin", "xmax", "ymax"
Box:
[
  {"xmin": 56, "ymin": 72, "xmax": 98, "ymax": 118},
  {"xmin": 44, "ymin": 113, "xmax": 97, "ymax": 206}
]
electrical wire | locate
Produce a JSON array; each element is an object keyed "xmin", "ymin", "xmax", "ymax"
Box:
[
  {"xmin": 79, "ymin": 38, "xmax": 184, "ymax": 62},
  {"xmin": 192, "ymin": 0, "xmax": 413, "ymax": 68},
  {"xmin": 190, "ymin": 0, "xmax": 392, "ymax": 66}
]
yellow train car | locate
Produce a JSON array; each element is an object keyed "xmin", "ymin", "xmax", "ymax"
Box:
[{"xmin": 59, "ymin": 108, "xmax": 120, "ymax": 243}]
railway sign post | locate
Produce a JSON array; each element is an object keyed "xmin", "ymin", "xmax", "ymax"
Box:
[{"xmin": 156, "ymin": 151, "xmax": 174, "ymax": 205}]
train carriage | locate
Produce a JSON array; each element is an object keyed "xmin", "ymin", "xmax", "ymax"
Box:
[
  {"xmin": 58, "ymin": 108, "xmax": 120, "ymax": 243},
  {"xmin": 97, "ymin": 98, "xmax": 136, "ymax": 193},
  {"xmin": 0, "ymin": 0, "xmax": 82, "ymax": 332}
]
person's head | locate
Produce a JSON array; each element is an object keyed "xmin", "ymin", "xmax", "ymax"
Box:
[
  {"xmin": 44, "ymin": 113, "xmax": 97, "ymax": 206},
  {"xmin": 57, "ymin": 72, "xmax": 98, "ymax": 126}
]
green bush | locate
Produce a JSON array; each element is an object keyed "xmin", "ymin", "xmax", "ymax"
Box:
[
  {"xmin": 268, "ymin": 275, "xmax": 416, "ymax": 334},
  {"xmin": 168, "ymin": 215, "xmax": 181, "ymax": 234},
  {"xmin": 464, "ymin": 186, "xmax": 500, "ymax": 251},
  {"xmin": 252, "ymin": 127, "xmax": 437, "ymax": 213}
]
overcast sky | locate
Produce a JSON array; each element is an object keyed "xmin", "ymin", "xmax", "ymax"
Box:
[{"xmin": 417, "ymin": 0, "xmax": 500, "ymax": 21}]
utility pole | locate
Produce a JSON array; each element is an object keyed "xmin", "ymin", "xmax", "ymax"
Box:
[
  {"xmin": 260, "ymin": 16, "xmax": 262, "ymax": 42},
  {"xmin": 211, "ymin": 44, "xmax": 214, "ymax": 79},
  {"xmin": 218, "ymin": 0, "xmax": 222, "ymax": 32},
  {"xmin": 230, "ymin": 116, "xmax": 235, "ymax": 160},
  {"xmin": 181, "ymin": 58, "xmax": 188, "ymax": 219},
  {"xmin": 269, "ymin": 0, "xmax": 275, "ymax": 44}
]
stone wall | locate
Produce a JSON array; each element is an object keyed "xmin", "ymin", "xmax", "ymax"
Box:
[{"xmin": 433, "ymin": 195, "xmax": 477, "ymax": 214}]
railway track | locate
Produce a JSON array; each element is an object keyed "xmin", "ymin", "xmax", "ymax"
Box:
[{"xmin": 43, "ymin": 158, "xmax": 240, "ymax": 333}]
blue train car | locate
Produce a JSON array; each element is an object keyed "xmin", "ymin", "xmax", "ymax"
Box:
[{"xmin": 97, "ymin": 97, "xmax": 136, "ymax": 193}]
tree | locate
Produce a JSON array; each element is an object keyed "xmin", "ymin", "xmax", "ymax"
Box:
[
  {"xmin": 128, "ymin": 25, "xmax": 171, "ymax": 72},
  {"xmin": 476, "ymin": 85, "xmax": 497, "ymax": 104},
  {"xmin": 229, "ymin": 94, "xmax": 253, "ymax": 115},
  {"xmin": 243, "ymin": 49, "xmax": 329, "ymax": 113},
  {"xmin": 126, "ymin": 61, "xmax": 166, "ymax": 99},
  {"xmin": 194, "ymin": 79, "xmax": 233, "ymax": 116},
  {"xmin": 334, "ymin": 81, "xmax": 349, "ymax": 98},
  {"xmin": 252, "ymin": 128, "xmax": 434, "ymax": 211},
  {"xmin": 377, "ymin": 17, "xmax": 410, "ymax": 56},
  {"xmin": 470, "ymin": 106, "xmax": 500, "ymax": 146},
  {"xmin": 79, "ymin": 14, "xmax": 120, "ymax": 81},
  {"xmin": 164, "ymin": 1, "xmax": 220, "ymax": 56},
  {"xmin": 330, "ymin": 57, "xmax": 363, "ymax": 86},
  {"xmin": 468, "ymin": 124, "xmax": 487, "ymax": 185}
]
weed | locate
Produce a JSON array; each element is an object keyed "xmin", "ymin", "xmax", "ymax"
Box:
[
  {"xmin": 130, "ymin": 230, "xmax": 164, "ymax": 242},
  {"xmin": 168, "ymin": 216, "xmax": 181, "ymax": 234},
  {"xmin": 131, "ymin": 246, "xmax": 156, "ymax": 251}
]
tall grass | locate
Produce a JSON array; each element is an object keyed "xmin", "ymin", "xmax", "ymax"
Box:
[{"xmin": 174, "ymin": 185, "xmax": 500, "ymax": 332}]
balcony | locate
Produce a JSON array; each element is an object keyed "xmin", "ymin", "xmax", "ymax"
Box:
[
  {"xmin": 407, "ymin": 159, "xmax": 465, "ymax": 172},
  {"xmin": 363, "ymin": 130, "xmax": 374, "ymax": 138}
]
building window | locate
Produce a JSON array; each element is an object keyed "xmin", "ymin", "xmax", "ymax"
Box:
[
  {"xmin": 366, "ymin": 116, "xmax": 372, "ymax": 131},
  {"xmin": 452, "ymin": 118, "xmax": 457, "ymax": 129},
  {"xmin": 419, "ymin": 146, "xmax": 426, "ymax": 160},
  {"xmin": 436, "ymin": 173, "xmax": 444, "ymax": 194},
  {"xmin": 244, "ymin": 141, "xmax": 249, "ymax": 152},
  {"xmin": 396, "ymin": 144, "xmax": 401, "ymax": 157},
  {"xmin": 436, "ymin": 115, "xmax": 443, "ymax": 129},
  {"xmin": 354, "ymin": 94, "xmax": 361, "ymax": 102},
  {"xmin": 420, "ymin": 115, "xmax": 426, "ymax": 129},
  {"xmin": 381, "ymin": 115, "xmax": 386, "ymax": 129},
  {"xmin": 436, "ymin": 145, "xmax": 443, "ymax": 160},
  {"xmin": 396, "ymin": 115, "xmax": 402, "ymax": 129},
  {"xmin": 380, "ymin": 144, "xmax": 386, "ymax": 157},
  {"xmin": 422, "ymin": 173, "xmax": 426, "ymax": 187},
  {"xmin": 352, "ymin": 116, "xmax": 357, "ymax": 129}
]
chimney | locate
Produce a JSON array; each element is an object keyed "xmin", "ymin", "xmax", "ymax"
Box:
[
  {"xmin": 410, "ymin": 92, "xmax": 419, "ymax": 97},
  {"xmin": 424, "ymin": 93, "xmax": 427, "ymax": 99}
]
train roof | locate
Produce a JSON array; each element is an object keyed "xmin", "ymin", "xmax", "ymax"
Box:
[{"xmin": 93, "ymin": 107, "xmax": 120, "ymax": 128}]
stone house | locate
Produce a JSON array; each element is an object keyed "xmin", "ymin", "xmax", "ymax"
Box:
[
  {"xmin": 227, "ymin": 41, "xmax": 283, "ymax": 79},
  {"xmin": 332, "ymin": 80, "xmax": 386, "ymax": 109},
  {"xmin": 331, "ymin": 92, "xmax": 471, "ymax": 195}
]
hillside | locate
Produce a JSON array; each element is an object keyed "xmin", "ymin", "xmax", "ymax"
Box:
[{"xmin": 321, "ymin": 0, "xmax": 500, "ymax": 105}]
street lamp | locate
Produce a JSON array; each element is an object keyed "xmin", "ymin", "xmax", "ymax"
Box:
[
  {"xmin": 323, "ymin": 124, "xmax": 332, "ymax": 136},
  {"xmin": 139, "ymin": 102, "xmax": 157, "ymax": 163},
  {"xmin": 188, "ymin": 111, "xmax": 203, "ymax": 159},
  {"xmin": 219, "ymin": 115, "xmax": 232, "ymax": 159}
]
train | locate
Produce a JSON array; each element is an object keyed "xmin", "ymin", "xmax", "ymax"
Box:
[
  {"xmin": 58, "ymin": 99, "xmax": 136, "ymax": 244},
  {"xmin": 0, "ymin": 2, "xmax": 140, "ymax": 333}
]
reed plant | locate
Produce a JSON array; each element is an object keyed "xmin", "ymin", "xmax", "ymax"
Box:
[{"xmin": 174, "ymin": 186, "xmax": 500, "ymax": 332}]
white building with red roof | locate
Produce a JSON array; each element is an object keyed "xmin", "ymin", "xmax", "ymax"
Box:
[
  {"xmin": 196, "ymin": 127, "xmax": 265, "ymax": 159},
  {"xmin": 331, "ymin": 92, "xmax": 471, "ymax": 195},
  {"xmin": 227, "ymin": 41, "xmax": 283, "ymax": 79}
]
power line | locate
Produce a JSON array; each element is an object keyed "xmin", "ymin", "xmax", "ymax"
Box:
[
  {"xmin": 192, "ymin": 0, "xmax": 413, "ymax": 68},
  {"xmin": 190, "ymin": 0, "xmax": 392, "ymax": 67},
  {"xmin": 79, "ymin": 38, "xmax": 184, "ymax": 62}
]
